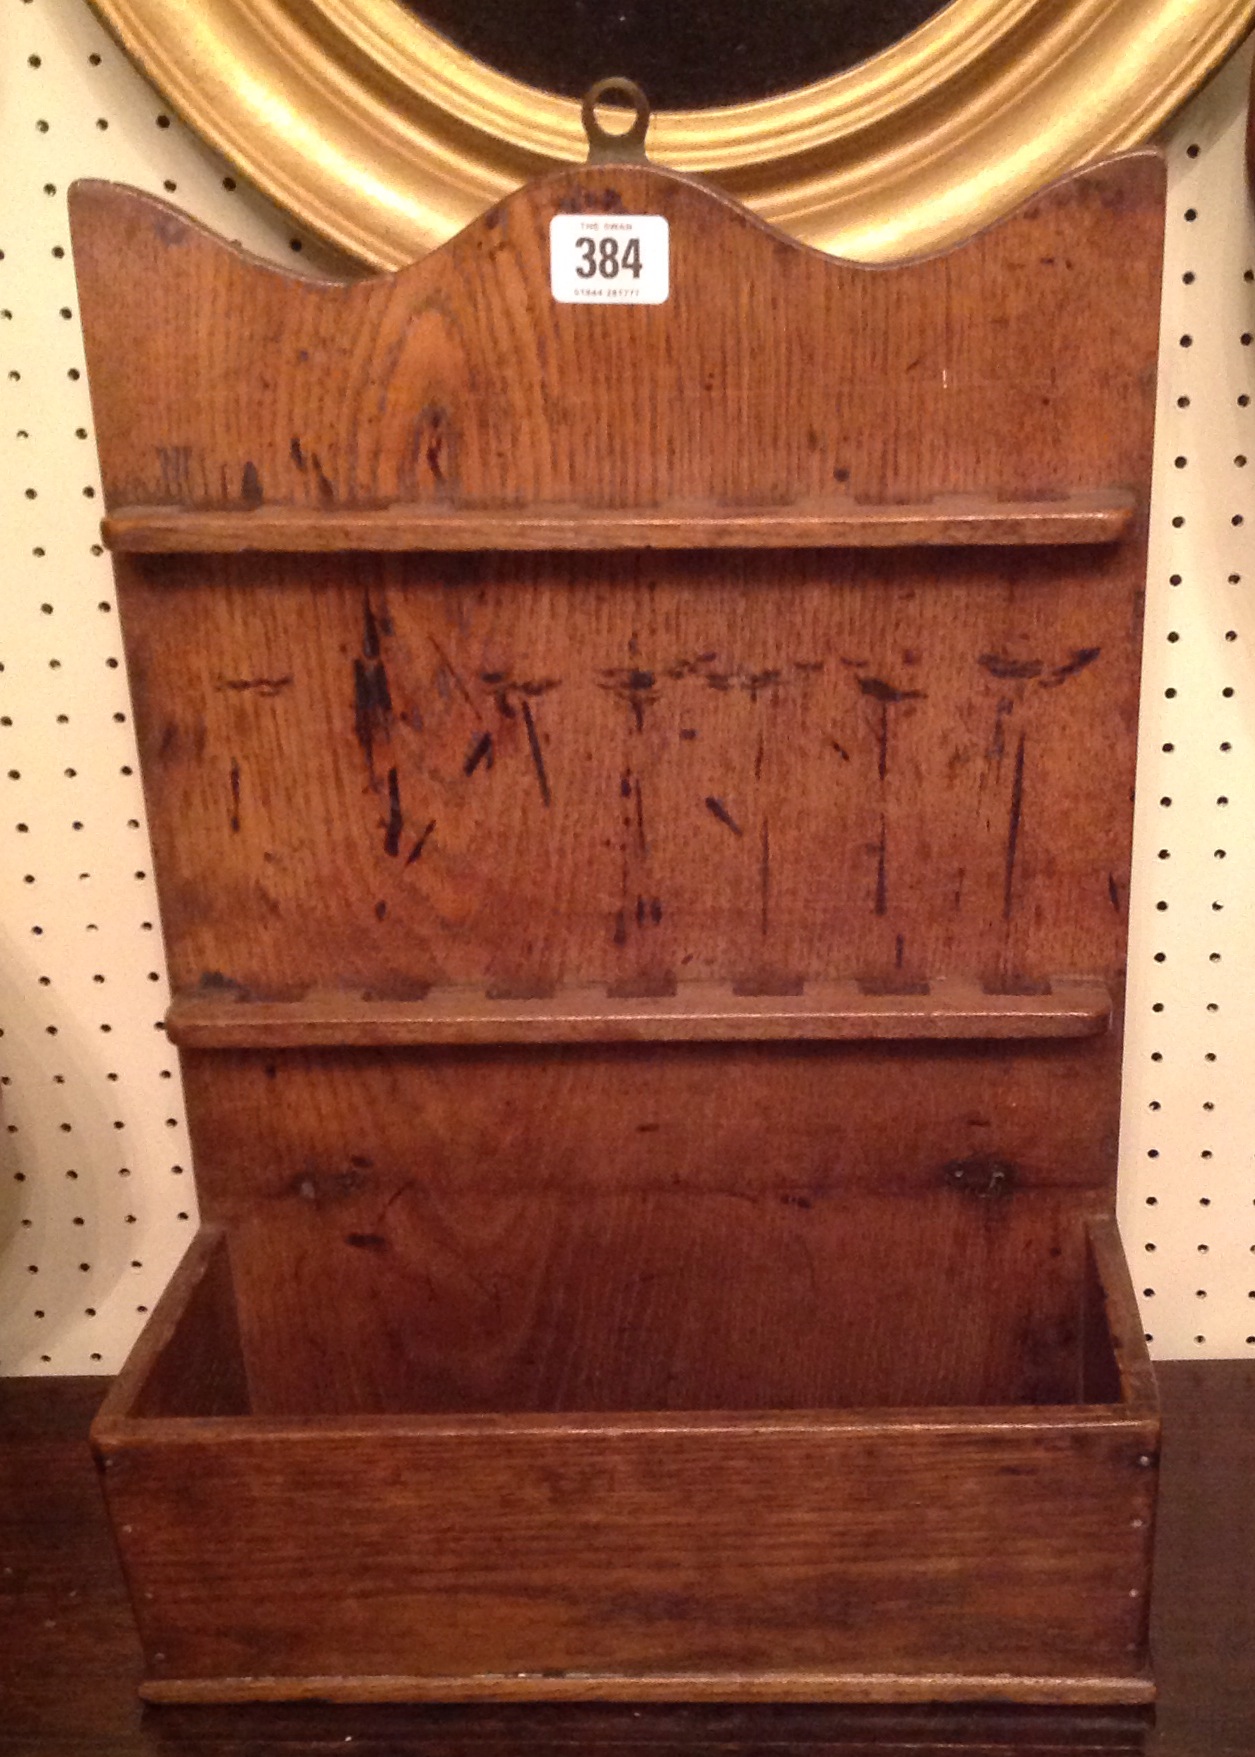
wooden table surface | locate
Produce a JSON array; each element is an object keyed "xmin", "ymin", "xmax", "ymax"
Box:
[{"xmin": 2, "ymin": 1363, "xmax": 1252, "ymax": 1755}]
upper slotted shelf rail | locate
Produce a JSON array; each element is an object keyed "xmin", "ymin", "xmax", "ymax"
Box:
[
  {"xmin": 166, "ymin": 977, "xmax": 1112, "ymax": 1050},
  {"xmin": 102, "ymin": 492, "xmax": 1135, "ymax": 554}
]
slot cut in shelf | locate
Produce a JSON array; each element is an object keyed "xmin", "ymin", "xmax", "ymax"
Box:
[
  {"xmin": 102, "ymin": 492, "xmax": 1135, "ymax": 555},
  {"xmin": 166, "ymin": 976, "xmax": 1112, "ymax": 1050}
]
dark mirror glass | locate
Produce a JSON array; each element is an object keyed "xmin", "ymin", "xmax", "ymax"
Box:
[{"xmin": 400, "ymin": 1, "xmax": 953, "ymax": 109}]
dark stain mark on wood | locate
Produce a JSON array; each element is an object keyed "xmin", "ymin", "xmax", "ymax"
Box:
[
  {"xmin": 679, "ymin": 727, "xmax": 697, "ymax": 740},
  {"xmin": 198, "ymin": 969, "xmax": 245, "ymax": 991},
  {"xmin": 362, "ymin": 595, "xmax": 384, "ymax": 660},
  {"xmin": 1108, "ymin": 872, "xmax": 1121, "ymax": 909},
  {"xmin": 760, "ymin": 819, "xmax": 770, "ymax": 936},
  {"xmin": 1042, "ymin": 646, "xmax": 1102, "ymax": 687},
  {"xmin": 895, "ymin": 933, "xmax": 905, "ymax": 968},
  {"xmin": 875, "ymin": 707, "xmax": 890, "ymax": 782},
  {"xmin": 667, "ymin": 654, "xmax": 793, "ymax": 699},
  {"xmin": 705, "ymin": 795, "xmax": 743, "ymax": 836},
  {"xmin": 979, "ymin": 653, "xmax": 1043, "ymax": 681},
  {"xmin": 217, "ymin": 675, "xmax": 292, "ymax": 696},
  {"xmin": 600, "ymin": 666, "xmax": 658, "ymax": 731},
  {"xmin": 830, "ymin": 738, "xmax": 851, "ymax": 761},
  {"xmin": 858, "ymin": 676, "xmax": 925, "ymax": 782},
  {"xmin": 404, "ymin": 820, "xmax": 436, "ymax": 867},
  {"xmin": 989, "ymin": 697, "xmax": 1014, "ymax": 764},
  {"xmin": 289, "ymin": 436, "xmax": 306, "ymax": 471},
  {"xmin": 1003, "ymin": 732, "xmax": 1027, "ymax": 920},
  {"xmin": 310, "ymin": 452, "xmax": 335, "ymax": 507},
  {"xmin": 429, "ymin": 636, "xmax": 475, "ymax": 709},
  {"xmin": 633, "ymin": 777, "xmax": 647, "ymax": 854},
  {"xmin": 484, "ymin": 671, "xmax": 561, "ymax": 724},
  {"xmin": 383, "ymin": 766, "xmax": 403, "ymax": 856},
  {"xmin": 664, "ymin": 651, "xmax": 718, "ymax": 682},
  {"xmin": 344, "ymin": 1232, "xmax": 387, "ymax": 1251},
  {"xmin": 374, "ymin": 900, "xmax": 387, "ymax": 921},
  {"xmin": 744, "ymin": 669, "xmax": 781, "ymax": 703},
  {"xmin": 636, "ymin": 1121, "xmax": 660, "ymax": 1133},
  {"xmin": 875, "ymin": 814, "xmax": 888, "ymax": 915},
  {"xmin": 464, "ymin": 731, "xmax": 494, "ymax": 776},
  {"xmin": 857, "ymin": 677, "xmax": 924, "ymax": 704},
  {"xmin": 634, "ymin": 894, "xmax": 663, "ymax": 928},
  {"xmin": 228, "ymin": 761, "xmax": 241, "ymax": 833},
  {"xmin": 425, "ymin": 409, "xmax": 445, "ymax": 484},
  {"xmin": 352, "ymin": 658, "xmax": 392, "ymax": 784},
  {"xmin": 520, "ymin": 698, "xmax": 551, "ymax": 808},
  {"xmin": 240, "ymin": 461, "xmax": 263, "ymax": 507},
  {"xmin": 755, "ymin": 734, "xmax": 765, "ymax": 781},
  {"xmin": 612, "ymin": 907, "xmax": 628, "ymax": 946},
  {"xmin": 482, "ymin": 673, "xmax": 515, "ymax": 720},
  {"xmin": 400, "ymin": 406, "xmax": 456, "ymax": 498}
]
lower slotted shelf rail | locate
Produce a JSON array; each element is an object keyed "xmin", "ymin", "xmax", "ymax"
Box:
[{"xmin": 165, "ymin": 977, "xmax": 1111, "ymax": 1050}]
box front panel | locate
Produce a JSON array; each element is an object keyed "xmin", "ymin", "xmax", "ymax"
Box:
[{"xmin": 100, "ymin": 1417, "xmax": 1156, "ymax": 1698}]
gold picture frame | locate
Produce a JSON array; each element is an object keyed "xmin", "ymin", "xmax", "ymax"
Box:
[{"xmin": 90, "ymin": 0, "xmax": 1254, "ymax": 264}]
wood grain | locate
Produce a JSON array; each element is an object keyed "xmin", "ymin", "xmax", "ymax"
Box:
[
  {"xmin": 115, "ymin": 545, "xmax": 1145, "ymax": 1001},
  {"xmin": 101, "ymin": 493, "xmax": 1136, "ymax": 553}
]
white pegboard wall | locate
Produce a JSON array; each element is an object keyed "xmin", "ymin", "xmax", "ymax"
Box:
[
  {"xmin": 0, "ymin": 0, "xmax": 351, "ymax": 1375},
  {"xmin": 0, "ymin": 0, "xmax": 1253, "ymax": 1372},
  {"xmin": 1118, "ymin": 38, "xmax": 1255, "ymax": 1359}
]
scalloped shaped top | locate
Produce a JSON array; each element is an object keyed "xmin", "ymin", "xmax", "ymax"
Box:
[{"xmin": 69, "ymin": 152, "xmax": 1164, "ymax": 516}]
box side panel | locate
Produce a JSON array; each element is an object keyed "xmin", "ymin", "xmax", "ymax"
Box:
[
  {"xmin": 1085, "ymin": 1215, "xmax": 1159, "ymax": 1411},
  {"xmin": 98, "ymin": 1419, "xmax": 1156, "ymax": 1698},
  {"xmin": 93, "ymin": 1227, "xmax": 249, "ymax": 1426}
]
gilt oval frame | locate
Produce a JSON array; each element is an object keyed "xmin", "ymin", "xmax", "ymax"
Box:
[{"xmin": 90, "ymin": 0, "xmax": 1254, "ymax": 265}]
